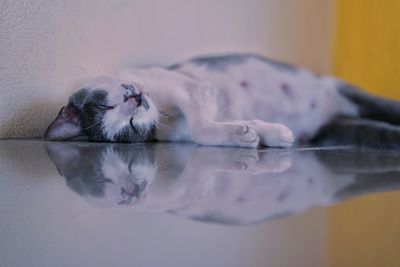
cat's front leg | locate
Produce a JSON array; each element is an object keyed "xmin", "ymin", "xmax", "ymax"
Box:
[
  {"xmin": 188, "ymin": 120, "xmax": 294, "ymax": 148},
  {"xmin": 189, "ymin": 121, "xmax": 260, "ymax": 148},
  {"xmin": 178, "ymin": 82, "xmax": 260, "ymax": 147},
  {"xmin": 177, "ymin": 81, "xmax": 293, "ymax": 148}
]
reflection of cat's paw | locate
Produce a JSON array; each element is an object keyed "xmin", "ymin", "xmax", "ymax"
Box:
[
  {"xmin": 234, "ymin": 125, "xmax": 260, "ymax": 148},
  {"xmin": 232, "ymin": 149, "xmax": 292, "ymax": 174},
  {"xmin": 257, "ymin": 151, "xmax": 292, "ymax": 173},
  {"xmin": 234, "ymin": 150, "xmax": 259, "ymax": 171}
]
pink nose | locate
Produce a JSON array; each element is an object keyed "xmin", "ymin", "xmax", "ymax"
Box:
[
  {"xmin": 126, "ymin": 97, "xmax": 138, "ymax": 108},
  {"xmin": 124, "ymin": 93, "xmax": 143, "ymax": 106},
  {"xmin": 124, "ymin": 94, "xmax": 135, "ymax": 101}
]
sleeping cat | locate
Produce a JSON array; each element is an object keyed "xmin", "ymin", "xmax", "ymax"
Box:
[{"xmin": 44, "ymin": 53, "xmax": 400, "ymax": 148}]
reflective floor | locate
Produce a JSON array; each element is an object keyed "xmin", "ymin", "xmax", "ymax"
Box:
[{"xmin": 1, "ymin": 140, "xmax": 400, "ymax": 267}]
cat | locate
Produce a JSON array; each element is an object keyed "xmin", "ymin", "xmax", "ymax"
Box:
[
  {"xmin": 44, "ymin": 53, "xmax": 400, "ymax": 148},
  {"xmin": 45, "ymin": 142, "xmax": 400, "ymax": 225}
]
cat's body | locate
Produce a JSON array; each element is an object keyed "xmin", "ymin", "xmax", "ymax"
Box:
[{"xmin": 44, "ymin": 53, "xmax": 400, "ymax": 148}]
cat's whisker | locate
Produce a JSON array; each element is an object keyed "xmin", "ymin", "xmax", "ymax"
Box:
[
  {"xmin": 81, "ymin": 120, "xmax": 102, "ymax": 131},
  {"xmin": 155, "ymin": 121, "xmax": 171, "ymax": 129}
]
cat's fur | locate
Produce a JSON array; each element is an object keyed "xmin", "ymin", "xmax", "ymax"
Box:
[{"xmin": 44, "ymin": 53, "xmax": 400, "ymax": 148}]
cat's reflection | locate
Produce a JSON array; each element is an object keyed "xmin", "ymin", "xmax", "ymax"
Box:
[
  {"xmin": 46, "ymin": 143, "xmax": 156, "ymax": 207},
  {"xmin": 45, "ymin": 142, "xmax": 400, "ymax": 225}
]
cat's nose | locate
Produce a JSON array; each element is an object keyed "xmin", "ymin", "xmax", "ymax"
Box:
[{"xmin": 124, "ymin": 92, "xmax": 142, "ymax": 106}]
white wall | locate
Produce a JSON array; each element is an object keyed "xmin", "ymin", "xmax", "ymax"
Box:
[{"xmin": 0, "ymin": 0, "xmax": 334, "ymax": 138}]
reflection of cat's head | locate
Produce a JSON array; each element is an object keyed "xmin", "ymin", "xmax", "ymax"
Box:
[{"xmin": 45, "ymin": 142, "xmax": 156, "ymax": 207}]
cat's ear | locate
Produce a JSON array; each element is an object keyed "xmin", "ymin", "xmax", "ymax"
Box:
[{"xmin": 44, "ymin": 105, "xmax": 83, "ymax": 140}]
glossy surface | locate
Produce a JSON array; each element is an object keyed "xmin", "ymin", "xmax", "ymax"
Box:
[{"xmin": 1, "ymin": 140, "xmax": 400, "ymax": 267}]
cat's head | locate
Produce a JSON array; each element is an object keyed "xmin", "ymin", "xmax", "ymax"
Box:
[{"xmin": 44, "ymin": 75, "xmax": 159, "ymax": 143}]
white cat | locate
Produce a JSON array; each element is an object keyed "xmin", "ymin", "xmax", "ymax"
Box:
[{"xmin": 44, "ymin": 53, "xmax": 400, "ymax": 148}]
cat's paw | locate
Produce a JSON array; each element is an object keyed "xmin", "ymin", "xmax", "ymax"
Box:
[
  {"xmin": 190, "ymin": 122, "xmax": 260, "ymax": 148},
  {"xmin": 234, "ymin": 124, "xmax": 260, "ymax": 148},
  {"xmin": 248, "ymin": 120, "xmax": 294, "ymax": 148},
  {"xmin": 263, "ymin": 124, "xmax": 294, "ymax": 148}
]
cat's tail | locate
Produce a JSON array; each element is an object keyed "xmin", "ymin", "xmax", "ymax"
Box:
[
  {"xmin": 337, "ymin": 82, "xmax": 400, "ymax": 125},
  {"xmin": 312, "ymin": 117, "xmax": 400, "ymax": 149},
  {"xmin": 314, "ymin": 81, "xmax": 400, "ymax": 148}
]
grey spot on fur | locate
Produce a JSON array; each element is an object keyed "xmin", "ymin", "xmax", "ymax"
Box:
[
  {"xmin": 277, "ymin": 189, "xmax": 289, "ymax": 202},
  {"xmin": 121, "ymin": 83, "xmax": 138, "ymax": 95},
  {"xmin": 190, "ymin": 54, "xmax": 249, "ymax": 71},
  {"xmin": 69, "ymin": 88, "xmax": 89, "ymax": 109},
  {"xmin": 310, "ymin": 101, "xmax": 317, "ymax": 109},
  {"xmin": 236, "ymin": 196, "xmax": 246, "ymax": 203},
  {"xmin": 65, "ymin": 89, "xmax": 110, "ymax": 141},
  {"xmin": 255, "ymin": 55, "xmax": 298, "ymax": 73},
  {"xmin": 181, "ymin": 53, "xmax": 299, "ymax": 72},
  {"xmin": 281, "ymin": 83, "xmax": 293, "ymax": 97},
  {"xmin": 166, "ymin": 63, "xmax": 181, "ymax": 70},
  {"xmin": 78, "ymin": 89, "xmax": 109, "ymax": 141},
  {"xmin": 240, "ymin": 80, "xmax": 249, "ymax": 89}
]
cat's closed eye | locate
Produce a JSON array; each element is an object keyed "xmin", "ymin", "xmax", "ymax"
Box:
[{"xmin": 93, "ymin": 104, "xmax": 115, "ymax": 111}]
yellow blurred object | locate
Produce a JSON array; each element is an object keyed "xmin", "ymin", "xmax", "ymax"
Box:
[
  {"xmin": 334, "ymin": 0, "xmax": 400, "ymax": 99},
  {"xmin": 329, "ymin": 2, "xmax": 400, "ymax": 266}
]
